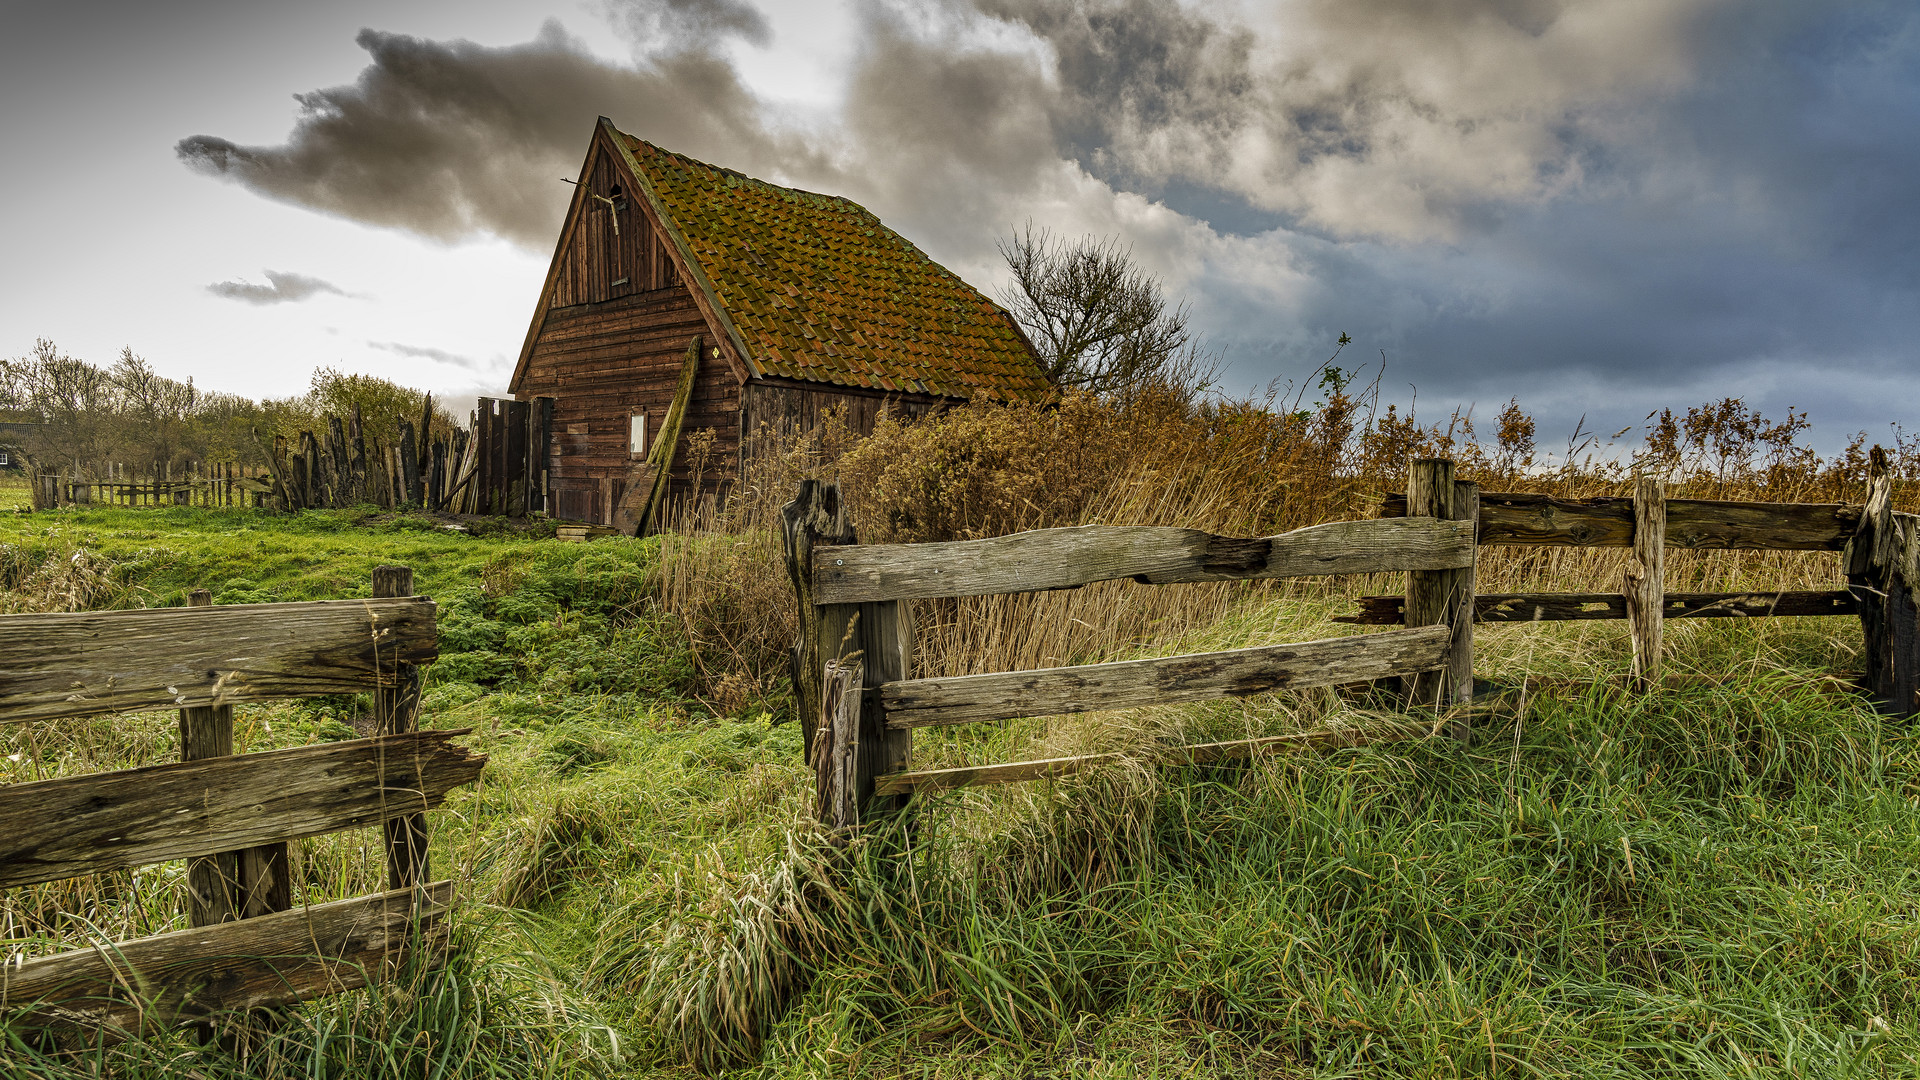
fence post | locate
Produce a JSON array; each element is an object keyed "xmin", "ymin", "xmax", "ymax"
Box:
[
  {"xmin": 782, "ymin": 481, "xmax": 913, "ymax": 827},
  {"xmin": 782, "ymin": 481, "xmax": 856, "ymax": 765},
  {"xmin": 1624, "ymin": 476, "xmax": 1666, "ymax": 690},
  {"xmin": 1847, "ymin": 448, "xmax": 1918, "ymax": 716},
  {"xmin": 180, "ymin": 589, "xmax": 290, "ymax": 924},
  {"xmin": 1405, "ymin": 459, "xmax": 1475, "ymax": 721},
  {"xmin": 373, "ymin": 565, "xmax": 430, "ymax": 889},
  {"xmin": 817, "ymin": 658, "xmax": 862, "ymax": 832},
  {"xmin": 860, "ymin": 590, "xmax": 915, "ymax": 818}
]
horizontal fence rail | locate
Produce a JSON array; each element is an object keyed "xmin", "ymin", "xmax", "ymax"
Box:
[
  {"xmin": 0, "ymin": 883, "xmax": 452, "ymax": 1032},
  {"xmin": 1339, "ymin": 589, "xmax": 1862, "ymax": 625},
  {"xmin": 1378, "ymin": 491, "xmax": 1862, "ymax": 550},
  {"xmin": 813, "ymin": 517, "xmax": 1476, "ymax": 604},
  {"xmin": 882, "ymin": 625, "xmax": 1452, "ymax": 728},
  {"xmin": 0, "ymin": 730, "xmax": 485, "ymax": 890},
  {"xmin": 788, "ymin": 451, "xmax": 1920, "ymax": 832},
  {"xmin": 0, "ymin": 597, "xmax": 438, "ymax": 724},
  {"xmin": 1, "ymin": 565, "xmax": 480, "ymax": 1037}
]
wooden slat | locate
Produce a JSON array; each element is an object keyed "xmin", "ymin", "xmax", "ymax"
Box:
[
  {"xmin": 881, "ymin": 625, "xmax": 1451, "ymax": 729},
  {"xmin": 1379, "ymin": 492, "xmax": 1861, "ymax": 550},
  {"xmin": 0, "ymin": 597, "xmax": 437, "ymax": 725},
  {"xmin": 1625, "ymin": 478, "xmax": 1666, "ymax": 688},
  {"xmin": 874, "ymin": 722, "xmax": 1434, "ymax": 796},
  {"xmin": 0, "ymin": 730, "xmax": 485, "ymax": 889},
  {"xmin": 814, "ymin": 518, "xmax": 1476, "ymax": 604},
  {"xmin": 1337, "ymin": 590, "xmax": 1862, "ymax": 624},
  {"xmin": 0, "ymin": 883, "xmax": 451, "ymax": 1033}
]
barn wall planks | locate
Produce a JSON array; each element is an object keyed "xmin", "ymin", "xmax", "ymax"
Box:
[{"xmin": 516, "ymin": 287, "xmax": 738, "ymax": 523}]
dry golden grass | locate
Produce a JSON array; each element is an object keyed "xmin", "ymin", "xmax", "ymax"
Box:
[{"xmin": 651, "ymin": 383, "xmax": 1909, "ymax": 690}]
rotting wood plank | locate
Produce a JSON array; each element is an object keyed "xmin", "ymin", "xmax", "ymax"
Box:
[
  {"xmin": 0, "ymin": 730, "xmax": 485, "ymax": 890},
  {"xmin": 1337, "ymin": 590, "xmax": 1862, "ymax": 624},
  {"xmin": 1379, "ymin": 492, "xmax": 1861, "ymax": 550},
  {"xmin": 882, "ymin": 625, "xmax": 1451, "ymax": 728},
  {"xmin": 0, "ymin": 883, "xmax": 452, "ymax": 1034},
  {"xmin": 1624, "ymin": 477, "xmax": 1666, "ymax": 689},
  {"xmin": 873, "ymin": 722, "xmax": 1436, "ymax": 796},
  {"xmin": 814, "ymin": 518, "xmax": 1475, "ymax": 605},
  {"xmin": 0, "ymin": 598, "xmax": 437, "ymax": 725}
]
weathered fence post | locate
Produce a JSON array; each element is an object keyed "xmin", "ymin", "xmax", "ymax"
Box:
[
  {"xmin": 817, "ymin": 658, "xmax": 862, "ymax": 832},
  {"xmin": 782, "ymin": 480, "xmax": 913, "ymax": 827},
  {"xmin": 180, "ymin": 589, "xmax": 291, "ymax": 925},
  {"xmin": 783, "ymin": 481, "xmax": 852, "ymax": 760},
  {"xmin": 373, "ymin": 565, "xmax": 430, "ymax": 889},
  {"xmin": 1405, "ymin": 459, "xmax": 1476, "ymax": 721},
  {"xmin": 1624, "ymin": 476, "xmax": 1667, "ymax": 690},
  {"xmin": 1848, "ymin": 448, "xmax": 1919, "ymax": 716}
]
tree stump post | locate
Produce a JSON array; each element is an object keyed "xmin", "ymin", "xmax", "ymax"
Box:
[
  {"xmin": 817, "ymin": 658, "xmax": 862, "ymax": 833},
  {"xmin": 373, "ymin": 565, "xmax": 430, "ymax": 890},
  {"xmin": 1624, "ymin": 476, "xmax": 1667, "ymax": 690},
  {"xmin": 1405, "ymin": 459, "xmax": 1476, "ymax": 728},
  {"xmin": 1848, "ymin": 448, "xmax": 1919, "ymax": 717},
  {"xmin": 782, "ymin": 481, "xmax": 914, "ymax": 826}
]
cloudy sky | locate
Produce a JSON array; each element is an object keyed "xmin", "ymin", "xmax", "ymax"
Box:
[{"xmin": 3, "ymin": 0, "xmax": 1915, "ymax": 450}]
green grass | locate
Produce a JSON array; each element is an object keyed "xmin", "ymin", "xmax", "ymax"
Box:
[{"xmin": 4, "ymin": 502, "xmax": 1919, "ymax": 1078}]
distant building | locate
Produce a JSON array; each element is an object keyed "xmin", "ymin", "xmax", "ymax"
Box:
[
  {"xmin": 0, "ymin": 421, "xmax": 42, "ymax": 473},
  {"xmin": 508, "ymin": 117, "xmax": 1050, "ymax": 524}
]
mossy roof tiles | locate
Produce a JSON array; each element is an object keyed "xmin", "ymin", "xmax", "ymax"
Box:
[{"xmin": 619, "ymin": 132, "xmax": 1050, "ymax": 402}]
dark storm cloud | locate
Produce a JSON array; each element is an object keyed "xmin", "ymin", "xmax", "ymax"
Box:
[
  {"xmin": 602, "ymin": 0, "xmax": 772, "ymax": 50},
  {"xmin": 206, "ymin": 269, "xmax": 349, "ymax": 304},
  {"xmin": 175, "ymin": 0, "xmax": 1920, "ymax": 443},
  {"xmin": 176, "ymin": 14, "xmax": 831, "ymax": 247},
  {"xmin": 369, "ymin": 340, "xmax": 483, "ymax": 370}
]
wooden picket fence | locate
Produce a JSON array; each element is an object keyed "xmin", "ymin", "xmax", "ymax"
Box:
[
  {"xmin": 0, "ymin": 567, "xmax": 484, "ymax": 1036},
  {"xmin": 32, "ymin": 465, "xmax": 272, "ymax": 511},
  {"xmin": 783, "ymin": 454, "xmax": 1918, "ymax": 827}
]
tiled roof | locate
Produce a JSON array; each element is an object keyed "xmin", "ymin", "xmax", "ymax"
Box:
[{"xmin": 619, "ymin": 132, "xmax": 1052, "ymax": 402}]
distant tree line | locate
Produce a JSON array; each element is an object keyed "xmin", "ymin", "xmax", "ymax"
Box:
[{"xmin": 0, "ymin": 339, "xmax": 458, "ymax": 480}]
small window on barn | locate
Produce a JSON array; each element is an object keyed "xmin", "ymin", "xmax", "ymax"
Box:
[{"xmin": 629, "ymin": 413, "xmax": 648, "ymax": 456}]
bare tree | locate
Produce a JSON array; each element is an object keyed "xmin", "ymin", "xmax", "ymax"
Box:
[
  {"xmin": 110, "ymin": 347, "xmax": 196, "ymax": 475},
  {"xmin": 7, "ymin": 339, "xmax": 120, "ymax": 475},
  {"xmin": 998, "ymin": 225, "xmax": 1194, "ymax": 395}
]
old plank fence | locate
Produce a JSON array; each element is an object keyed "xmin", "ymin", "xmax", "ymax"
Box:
[
  {"xmin": 0, "ymin": 566, "xmax": 484, "ymax": 1036},
  {"xmin": 784, "ymin": 454, "xmax": 1916, "ymax": 829},
  {"xmin": 248, "ymin": 396, "xmax": 553, "ymax": 517},
  {"xmin": 781, "ymin": 467, "xmax": 1478, "ymax": 827},
  {"xmin": 1357, "ymin": 448, "xmax": 1917, "ymax": 709},
  {"xmin": 33, "ymin": 463, "xmax": 272, "ymax": 511}
]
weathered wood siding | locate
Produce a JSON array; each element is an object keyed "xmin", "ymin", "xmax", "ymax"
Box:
[
  {"xmin": 517, "ymin": 149, "xmax": 956, "ymax": 524},
  {"xmin": 549, "ymin": 146, "xmax": 679, "ymax": 310},
  {"xmin": 517, "ymin": 289, "xmax": 738, "ymax": 523}
]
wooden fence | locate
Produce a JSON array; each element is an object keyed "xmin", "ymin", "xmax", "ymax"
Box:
[
  {"xmin": 1354, "ymin": 450, "xmax": 1918, "ymax": 711},
  {"xmin": 783, "ymin": 454, "xmax": 1918, "ymax": 827},
  {"xmin": 32, "ymin": 464, "xmax": 272, "ymax": 511},
  {"xmin": 254, "ymin": 396, "xmax": 551, "ymax": 516},
  {"xmin": 781, "ymin": 471, "xmax": 1478, "ymax": 824},
  {"xmin": 0, "ymin": 566, "xmax": 484, "ymax": 1036}
]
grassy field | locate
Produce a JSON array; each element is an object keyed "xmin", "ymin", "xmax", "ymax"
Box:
[{"xmin": 3, "ymin": 488, "xmax": 1919, "ymax": 1078}]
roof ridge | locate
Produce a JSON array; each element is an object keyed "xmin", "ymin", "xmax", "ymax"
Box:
[{"xmin": 620, "ymin": 131, "xmax": 869, "ymax": 214}]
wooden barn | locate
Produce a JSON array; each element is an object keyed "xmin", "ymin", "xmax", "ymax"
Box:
[{"xmin": 507, "ymin": 116, "xmax": 1051, "ymax": 526}]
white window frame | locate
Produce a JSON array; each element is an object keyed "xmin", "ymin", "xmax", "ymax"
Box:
[{"xmin": 629, "ymin": 412, "xmax": 648, "ymax": 456}]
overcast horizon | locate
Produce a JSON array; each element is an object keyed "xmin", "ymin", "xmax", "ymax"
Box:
[{"xmin": 3, "ymin": 0, "xmax": 1915, "ymax": 454}]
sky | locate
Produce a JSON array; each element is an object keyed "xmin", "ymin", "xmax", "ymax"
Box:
[{"xmin": 2, "ymin": 0, "xmax": 1916, "ymax": 453}]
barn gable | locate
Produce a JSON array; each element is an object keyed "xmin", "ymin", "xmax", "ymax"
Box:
[{"xmin": 509, "ymin": 117, "xmax": 1050, "ymax": 524}]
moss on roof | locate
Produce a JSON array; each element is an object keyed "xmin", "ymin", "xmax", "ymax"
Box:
[{"xmin": 620, "ymin": 132, "xmax": 1051, "ymax": 402}]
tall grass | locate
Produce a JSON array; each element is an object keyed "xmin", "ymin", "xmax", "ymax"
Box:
[{"xmin": 7, "ymin": 382, "xmax": 1919, "ymax": 1076}]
